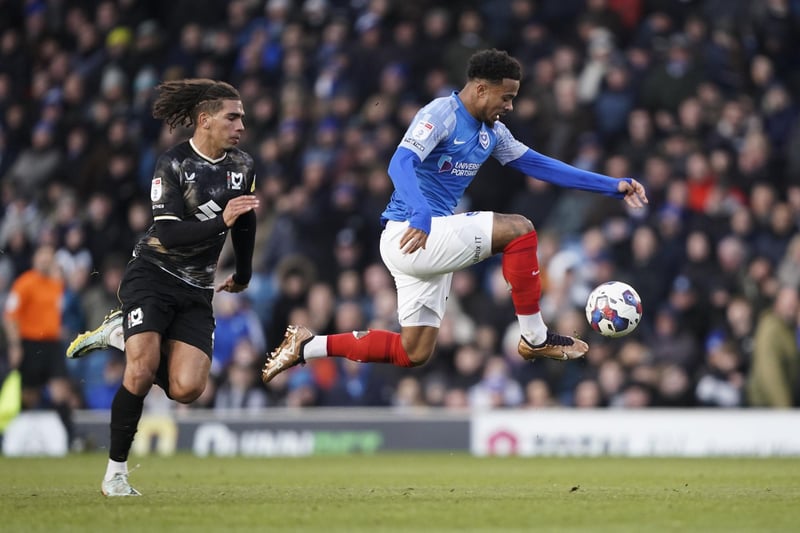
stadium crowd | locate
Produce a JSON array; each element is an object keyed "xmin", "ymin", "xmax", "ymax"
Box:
[{"xmin": 1, "ymin": 0, "xmax": 799, "ymax": 415}]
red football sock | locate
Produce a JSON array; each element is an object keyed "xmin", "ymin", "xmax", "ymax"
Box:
[
  {"xmin": 502, "ymin": 230, "xmax": 541, "ymax": 315},
  {"xmin": 326, "ymin": 330, "xmax": 414, "ymax": 367}
]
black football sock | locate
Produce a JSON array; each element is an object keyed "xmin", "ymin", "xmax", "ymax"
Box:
[{"xmin": 109, "ymin": 385, "xmax": 145, "ymax": 462}]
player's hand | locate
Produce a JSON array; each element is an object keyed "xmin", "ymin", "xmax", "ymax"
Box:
[
  {"xmin": 399, "ymin": 227, "xmax": 428, "ymax": 254},
  {"xmin": 619, "ymin": 178, "xmax": 648, "ymax": 208},
  {"xmin": 222, "ymin": 195, "xmax": 259, "ymax": 227},
  {"xmin": 216, "ymin": 273, "xmax": 248, "ymax": 293}
]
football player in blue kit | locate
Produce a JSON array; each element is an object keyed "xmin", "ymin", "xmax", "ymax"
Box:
[{"xmin": 263, "ymin": 49, "xmax": 647, "ymax": 383}]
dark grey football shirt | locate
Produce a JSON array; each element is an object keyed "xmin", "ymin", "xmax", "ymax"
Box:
[{"xmin": 134, "ymin": 139, "xmax": 256, "ymax": 288}]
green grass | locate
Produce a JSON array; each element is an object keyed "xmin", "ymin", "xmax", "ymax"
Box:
[{"xmin": 1, "ymin": 453, "xmax": 798, "ymax": 532}]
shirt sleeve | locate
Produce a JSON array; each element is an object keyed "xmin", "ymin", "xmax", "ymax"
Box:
[
  {"xmin": 155, "ymin": 218, "xmax": 227, "ymax": 248},
  {"xmin": 387, "ymin": 148, "xmax": 432, "ymax": 233},
  {"xmin": 507, "ymin": 148, "xmax": 626, "ymax": 198},
  {"xmin": 231, "ymin": 210, "xmax": 256, "ymax": 285},
  {"xmin": 150, "ymin": 154, "xmax": 184, "ymax": 222},
  {"xmin": 397, "ymin": 99, "xmax": 453, "ymax": 161}
]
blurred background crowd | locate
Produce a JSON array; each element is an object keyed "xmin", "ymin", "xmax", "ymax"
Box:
[{"xmin": 1, "ymin": 0, "xmax": 799, "ymax": 414}]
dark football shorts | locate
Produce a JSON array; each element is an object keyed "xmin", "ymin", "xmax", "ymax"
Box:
[
  {"xmin": 118, "ymin": 258, "xmax": 215, "ymax": 358},
  {"xmin": 19, "ymin": 340, "xmax": 67, "ymax": 388}
]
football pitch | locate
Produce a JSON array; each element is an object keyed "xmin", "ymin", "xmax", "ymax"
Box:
[{"xmin": 1, "ymin": 453, "xmax": 798, "ymax": 532}]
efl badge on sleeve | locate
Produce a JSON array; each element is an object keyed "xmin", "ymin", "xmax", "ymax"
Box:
[
  {"xmin": 150, "ymin": 177, "xmax": 162, "ymax": 201},
  {"xmin": 411, "ymin": 120, "xmax": 434, "ymax": 140}
]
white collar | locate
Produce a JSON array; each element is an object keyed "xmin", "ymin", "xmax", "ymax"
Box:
[{"xmin": 189, "ymin": 138, "xmax": 227, "ymax": 163}]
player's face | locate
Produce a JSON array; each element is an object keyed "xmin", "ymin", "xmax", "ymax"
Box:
[
  {"xmin": 478, "ymin": 78, "xmax": 519, "ymax": 125},
  {"xmin": 207, "ymin": 99, "xmax": 245, "ymax": 152}
]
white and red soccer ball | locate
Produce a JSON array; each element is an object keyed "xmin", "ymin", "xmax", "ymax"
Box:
[{"xmin": 585, "ymin": 281, "xmax": 643, "ymax": 338}]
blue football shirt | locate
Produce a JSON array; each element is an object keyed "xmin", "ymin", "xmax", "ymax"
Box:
[
  {"xmin": 381, "ymin": 91, "xmax": 626, "ymax": 233},
  {"xmin": 381, "ymin": 91, "xmax": 527, "ymax": 224}
]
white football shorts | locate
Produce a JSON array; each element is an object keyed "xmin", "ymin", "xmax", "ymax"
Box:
[{"xmin": 380, "ymin": 211, "xmax": 494, "ymax": 327}]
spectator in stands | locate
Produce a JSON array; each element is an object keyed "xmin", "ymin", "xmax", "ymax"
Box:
[
  {"xmin": 392, "ymin": 375, "xmax": 426, "ymax": 409},
  {"xmin": 469, "ymin": 356, "xmax": 524, "ymax": 409},
  {"xmin": 210, "ymin": 291, "xmax": 266, "ymax": 380},
  {"xmin": 695, "ymin": 338, "xmax": 744, "ymax": 408},
  {"xmin": 323, "ymin": 357, "xmax": 391, "ymax": 407},
  {"xmin": 746, "ymin": 285, "xmax": 799, "ymax": 407},
  {"xmin": 641, "ymin": 33, "xmax": 705, "ymax": 114},
  {"xmin": 573, "ymin": 379, "xmax": 603, "ymax": 408},
  {"xmin": 777, "ymin": 234, "xmax": 800, "ymax": 289},
  {"xmin": 2, "ymin": 121, "xmax": 62, "ymax": 203},
  {"xmin": 214, "ymin": 340, "xmax": 269, "ymax": 411},
  {"xmin": 81, "ymin": 352, "xmax": 125, "ymax": 410}
]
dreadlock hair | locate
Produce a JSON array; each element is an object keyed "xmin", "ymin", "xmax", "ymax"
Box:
[
  {"xmin": 466, "ymin": 49, "xmax": 522, "ymax": 84},
  {"xmin": 152, "ymin": 79, "xmax": 241, "ymax": 131}
]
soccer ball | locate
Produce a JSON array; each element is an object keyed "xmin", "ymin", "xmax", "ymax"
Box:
[{"xmin": 585, "ymin": 281, "xmax": 643, "ymax": 338}]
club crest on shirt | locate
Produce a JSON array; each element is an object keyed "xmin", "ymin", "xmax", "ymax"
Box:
[
  {"xmin": 150, "ymin": 177, "xmax": 162, "ymax": 201},
  {"xmin": 411, "ymin": 120, "xmax": 434, "ymax": 140},
  {"xmin": 227, "ymin": 171, "xmax": 244, "ymax": 189},
  {"xmin": 479, "ymin": 130, "xmax": 490, "ymax": 149}
]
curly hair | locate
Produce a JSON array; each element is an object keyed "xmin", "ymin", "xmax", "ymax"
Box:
[
  {"xmin": 152, "ymin": 79, "xmax": 241, "ymax": 131},
  {"xmin": 466, "ymin": 49, "xmax": 522, "ymax": 83}
]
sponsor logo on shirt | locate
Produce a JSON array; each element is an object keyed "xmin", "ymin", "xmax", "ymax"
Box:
[
  {"xmin": 438, "ymin": 156, "xmax": 480, "ymax": 177},
  {"xmin": 402, "ymin": 137, "xmax": 425, "ymax": 151},
  {"xmin": 195, "ymin": 200, "xmax": 223, "ymax": 221}
]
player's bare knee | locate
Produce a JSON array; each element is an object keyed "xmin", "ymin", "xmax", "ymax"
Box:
[
  {"xmin": 168, "ymin": 374, "xmax": 205, "ymax": 403},
  {"xmin": 408, "ymin": 354, "xmax": 431, "ymax": 367},
  {"xmin": 510, "ymin": 214, "xmax": 534, "ymax": 237},
  {"xmin": 124, "ymin": 363, "xmax": 156, "ymax": 391},
  {"xmin": 493, "ymin": 213, "xmax": 535, "ymax": 250},
  {"xmin": 169, "ymin": 380, "xmax": 204, "ymax": 404},
  {"xmin": 406, "ymin": 348, "xmax": 434, "ymax": 366},
  {"xmin": 172, "ymin": 392, "xmax": 201, "ymax": 404}
]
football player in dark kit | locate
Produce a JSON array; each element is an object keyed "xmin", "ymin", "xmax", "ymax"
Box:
[{"xmin": 66, "ymin": 79, "xmax": 259, "ymax": 496}]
